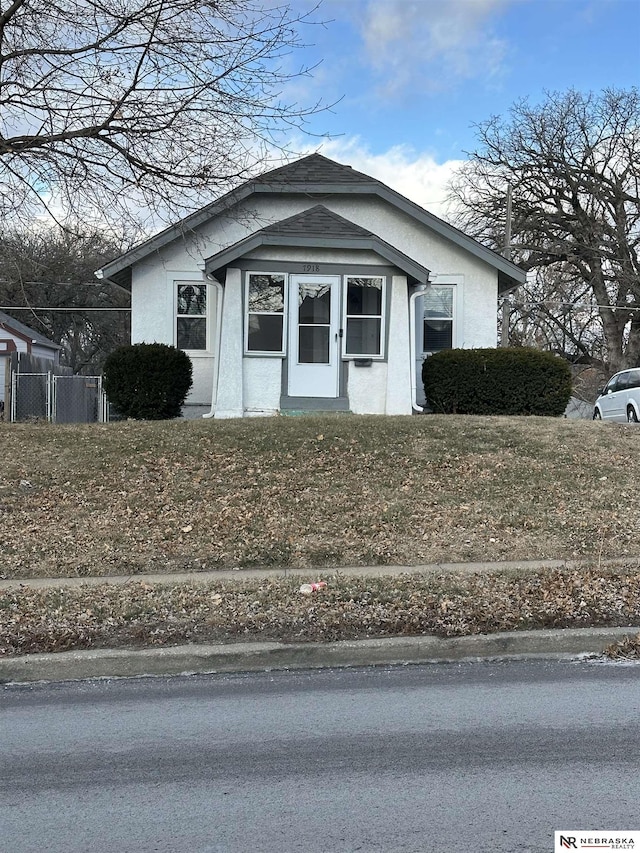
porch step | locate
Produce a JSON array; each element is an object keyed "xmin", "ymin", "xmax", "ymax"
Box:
[{"xmin": 280, "ymin": 395, "xmax": 350, "ymax": 414}]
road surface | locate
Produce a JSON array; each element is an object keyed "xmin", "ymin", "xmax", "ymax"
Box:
[{"xmin": 2, "ymin": 659, "xmax": 640, "ymax": 852}]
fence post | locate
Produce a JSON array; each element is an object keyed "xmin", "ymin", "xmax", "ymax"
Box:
[
  {"xmin": 47, "ymin": 371, "xmax": 53, "ymax": 422},
  {"xmin": 10, "ymin": 370, "xmax": 17, "ymax": 422},
  {"xmin": 3, "ymin": 357, "xmax": 10, "ymax": 421},
  {"xmin": 98, "ymin": 377, "xmax": 106, "ymax": 423}
]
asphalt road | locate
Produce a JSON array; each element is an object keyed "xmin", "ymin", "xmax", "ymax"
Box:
[{"xmin": 2, "ymin": 659, "xmax": 640, "ymax": 853}]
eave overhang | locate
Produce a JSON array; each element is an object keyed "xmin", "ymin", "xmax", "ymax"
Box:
[
  {"xmin": 203, "ymin": 231, "xmax": 431, "ymax": 286},
  {"xmin": 95, "ymin": 159, "xmax": 526, "ymax": 293}
]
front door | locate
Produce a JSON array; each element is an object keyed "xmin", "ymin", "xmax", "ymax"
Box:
[{"xmin": 288, "ymin": 275, "xmax": 340, "ymax": 398}]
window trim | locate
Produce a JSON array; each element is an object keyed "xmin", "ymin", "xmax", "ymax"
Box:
[
  {"xmin": 342, "ymin": 274, "xmax": 386, "ymax": 360},
  {"xmin": 244, "ymin": 271, "xmax": 288, "ymax": 356},
  {"xmin": 422, "ymin": 283, "xmax": 457, "ymax": 355},
  {"xmin": 175, "ymin": 279, "xmax": 209, "ymax": 353}
]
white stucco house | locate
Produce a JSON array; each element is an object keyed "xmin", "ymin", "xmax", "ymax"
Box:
[
  {"xmin": 0, "ymin": 311, "xmax": 61, "ymax": 409},
  {"xmin": 96, "ymin": 154, "xmax": 525, "ymax": 417}
]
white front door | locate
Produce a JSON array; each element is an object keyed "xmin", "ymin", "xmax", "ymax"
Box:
[{"xmin": 288, "ymin": 275, "xmax": 340, "ymax": 398}]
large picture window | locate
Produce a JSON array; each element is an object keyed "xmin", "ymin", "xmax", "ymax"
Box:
[
  {"xmin": 246, "ymin": 273, "xmax": 286, "ymax": 353},
  {"xmin": 176, "ymin": 282, "xmax": 207, "ymax": 350},
  {"xmin": 423, "ymin": 285, "xmax": 454, "ymax": 353},
  {"xmin": 343, "ymin": 276, "xmax": 385, "ymax": 357}
]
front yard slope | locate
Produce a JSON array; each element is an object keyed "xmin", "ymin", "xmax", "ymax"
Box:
[{"xmin": 0, "ymin": 415, "xmax": 638, "ymax": 579}]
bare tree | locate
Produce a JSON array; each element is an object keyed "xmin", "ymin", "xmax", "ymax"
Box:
[
  {"xmin": 450, "ymin": 88, "xmax": 640, "ymax": 374},
  {"xmin": 508, "ymin": 267, "xmax": 605, "ymax": 363},
  {"xmin": 0, "ymin": 0, "xmax": 325, "ymax": 226},
  {"xmin": 0, "ymin": 227, "xmax": 130, "ymax": 372}
]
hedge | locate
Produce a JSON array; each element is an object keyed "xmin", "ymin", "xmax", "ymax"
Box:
[
  {"xmin": 422, "ymin": 348, "xmax": 573, "ymax": 416},
  {"xmin": 103, "ymin": 343, "xmax": 193, "ymax": 420}
]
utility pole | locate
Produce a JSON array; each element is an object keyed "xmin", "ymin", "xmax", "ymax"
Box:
[
  {"xmin": 500, "ymin": 180, "xmax": 513, "ymax": 347},
  {"xmin": 503, "ymin": 180, "xmax": 512, "ymax": 261}
]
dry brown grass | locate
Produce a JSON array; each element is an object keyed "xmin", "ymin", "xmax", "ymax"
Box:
[
  {"xmin": 604, "ymin": 632, "xmax": 640, "ymax": 660},
  {"xmin": 1, "ymin": 414, "xmax": 639, "ymax": 580},
  {"xmin": 2, "ymin": 565, "xmax": 640, "ymax": 657}
]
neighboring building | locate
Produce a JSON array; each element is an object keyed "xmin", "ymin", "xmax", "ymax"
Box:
[
  {"xmin": 96, "ymin": 154, "xmax": 525, "ymax": 417},
  {"xmin": 0, "ymin": 311, "xmax": 60, "ymax": 409}
]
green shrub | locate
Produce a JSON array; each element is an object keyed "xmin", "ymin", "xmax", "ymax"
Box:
[
  {"xmin": 422, "ymin": 348, "xmax": 573, "ymax": 416},
  {"xmin": 103, "ymin": 343, "xmax": 193, "ymax": 420}
]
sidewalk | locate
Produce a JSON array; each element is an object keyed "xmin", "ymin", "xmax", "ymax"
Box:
[
  {"xmin": 2, "ymin": 558, "xmax": 639, "ymax": 683},
  {"xmin": 2, "ymin": 555, "xmax": 637, "ymax": 590}
]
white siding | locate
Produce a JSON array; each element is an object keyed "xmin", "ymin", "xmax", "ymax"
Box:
[
  {"xmin": 130, "ymin": 192, "xmax": 500, "ymax": 417},
  {"xmin": 243, "ymin": 357, "xmax": 282, "ymax": 414}
]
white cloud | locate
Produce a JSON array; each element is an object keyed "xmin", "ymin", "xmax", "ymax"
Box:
[
  {"xmin": 358, "ymin": 0, "xmax": 514, "ymax": 94},
  {"xmin": 305, "ymin": 137, "xmax": 465, "ymax": 220}
]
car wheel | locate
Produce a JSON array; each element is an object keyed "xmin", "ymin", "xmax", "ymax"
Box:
[
  {"xmin": 593, "ymin": 408, "xmax": 602, "ymax": 420},
  {"xmin": 627, "ymin": 407, "xmax": 638, "ymax": 423}
]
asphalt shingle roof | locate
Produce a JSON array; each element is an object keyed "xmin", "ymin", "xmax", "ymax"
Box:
[
  {"xmin": 0, "ymin": 311, "xmax": 59, "ymax": 349},
  {"xmin": 261, "ymin": 204, "xmax": 374, "ymax": 239},
  {"xmin": 257, "ymin": 153, "xmax": 375, "ymax": 186},
  {"xmin": 96, "ymin": 153, "xmax": 526, "ymax": 292}
]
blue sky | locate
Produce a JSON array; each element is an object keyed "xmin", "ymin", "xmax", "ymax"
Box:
[{"xmin": 283, "ymin": 0, "xmax": 640, "ymax": 216}]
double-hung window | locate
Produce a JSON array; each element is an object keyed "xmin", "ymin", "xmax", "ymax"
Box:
[
  {"xmin": 423, "ymin": 285, "xmax": 454, "ymax": 353},
  {"xmin": 176, "ymin": 282, "xmax": 207, "ymax": 350},
  {"xmin": 245, "ymin": 273, "xmax": 286, "ymax": 354},
  {"xmin": 343, "ymin": 276, "xmax": 385, "ymax": 358}
]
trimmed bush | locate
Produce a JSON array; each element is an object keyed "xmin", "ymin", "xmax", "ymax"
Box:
[
  {"xmin": 422, "ymin": 348, "xmax": 573, "ymax": 416},
  {"xmin": 103, "ymin": 343, "xmax": 193, "ymax": 420}
]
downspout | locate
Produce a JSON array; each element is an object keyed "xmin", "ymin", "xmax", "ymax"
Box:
[
  {"xmin": 203, "ymin": 276, "xmax": 224, "ymax": 419},
  {"xmin": 409, "ymin": 282, "xmax": 428, "ymax": 413}
]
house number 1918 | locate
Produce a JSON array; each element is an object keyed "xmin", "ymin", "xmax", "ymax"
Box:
[{"xmin": 303, "ymin": 264, "xmax": 320, "ymax": 272}]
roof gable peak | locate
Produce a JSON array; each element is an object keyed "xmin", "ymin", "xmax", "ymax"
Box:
[
  {"xmin": 256, "ymin": 153, "xmax": 375, "ymax": 186},
  {"xmin": 261, "ymin": 204, "xmax": 374, "ymax": 239}
]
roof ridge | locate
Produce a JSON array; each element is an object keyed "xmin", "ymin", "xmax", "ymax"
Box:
[{"xmin": 254, "ymin": 153, "xmax": 374, "ymax": 186}]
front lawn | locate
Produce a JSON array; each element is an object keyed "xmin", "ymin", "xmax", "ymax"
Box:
[{"xmin": 0, "ymin": 414, "xmax": 638, "ymax": 579}]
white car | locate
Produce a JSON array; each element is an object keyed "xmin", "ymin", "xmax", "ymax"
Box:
[{"xmin": 593, "ymin": 368, "xmax": 640, "ymax": 422}]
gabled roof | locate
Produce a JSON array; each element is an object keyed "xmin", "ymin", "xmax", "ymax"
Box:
[
  {"xmin": 96, "ymin": 153, "xmax": 525, "ymax": 292},
  {"xmin": 261, "ymin": 204, "xmax": 374, "ymax": 239},
  {"xmin": 0, "ymin": 310, "xmax": 60, "ymax": 350},
  {"xmin": 204, "ymin": 205, "xmax": 431, "ymax": 285},
  {"xmin": 255, "ymin": 155, "xmax": 375, "ymax": 185}
]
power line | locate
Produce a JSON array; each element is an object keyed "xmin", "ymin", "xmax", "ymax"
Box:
[
  {"xmin": 513, "ymin": 299, "xmax": 640, "ymax": 313},
  {"xmin": 0, "ymin": 306, "xmax": 130, "ymax": 311}
]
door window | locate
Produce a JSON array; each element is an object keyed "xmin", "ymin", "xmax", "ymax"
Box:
[
  {"xmin": 627, "ymin": 369, "xmax": 640, "ymax": 389},
  {"xmin": 297, "ymin": 283, "xmax": 331, "ymax": 364}
]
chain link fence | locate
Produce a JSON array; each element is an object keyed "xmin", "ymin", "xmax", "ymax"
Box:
[
  {"xmin": 9, "ymin": 370, "xmax": 107, "ymax": 423},
  {"xmin": 10, "ymin": 372, "xmax": 50, "ymax": 421},
  {"xmin": 53, "ymin": 375, "xmax": 105, "ymax": 423}
]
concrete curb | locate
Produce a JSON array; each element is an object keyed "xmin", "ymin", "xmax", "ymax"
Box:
[
  {"xmin": 2, "ymin": 627, "xmax": 638, "ymax": 684},
  {"xmin": 1, "ymin": 556, "xmax": 639, "ymax": 590}
]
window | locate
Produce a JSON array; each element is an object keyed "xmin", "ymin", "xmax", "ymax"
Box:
[
  {"xmin": 344, "ymin": 276, "xmax": 385, "ymax": 357},
  {"xmin": 423, "ymin": 285, "xmax": 454, "ymax": 353},
  {"xmin": 246, "ymin": 273, "xmax": 286, "ymax": 353},
  {"xmin": 176, "ymin": 282, "xmax": 207, "ymax": 350},
  {"xmin": 605, "ymin": 374, "xmax": 622, "ymax": 393}
]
